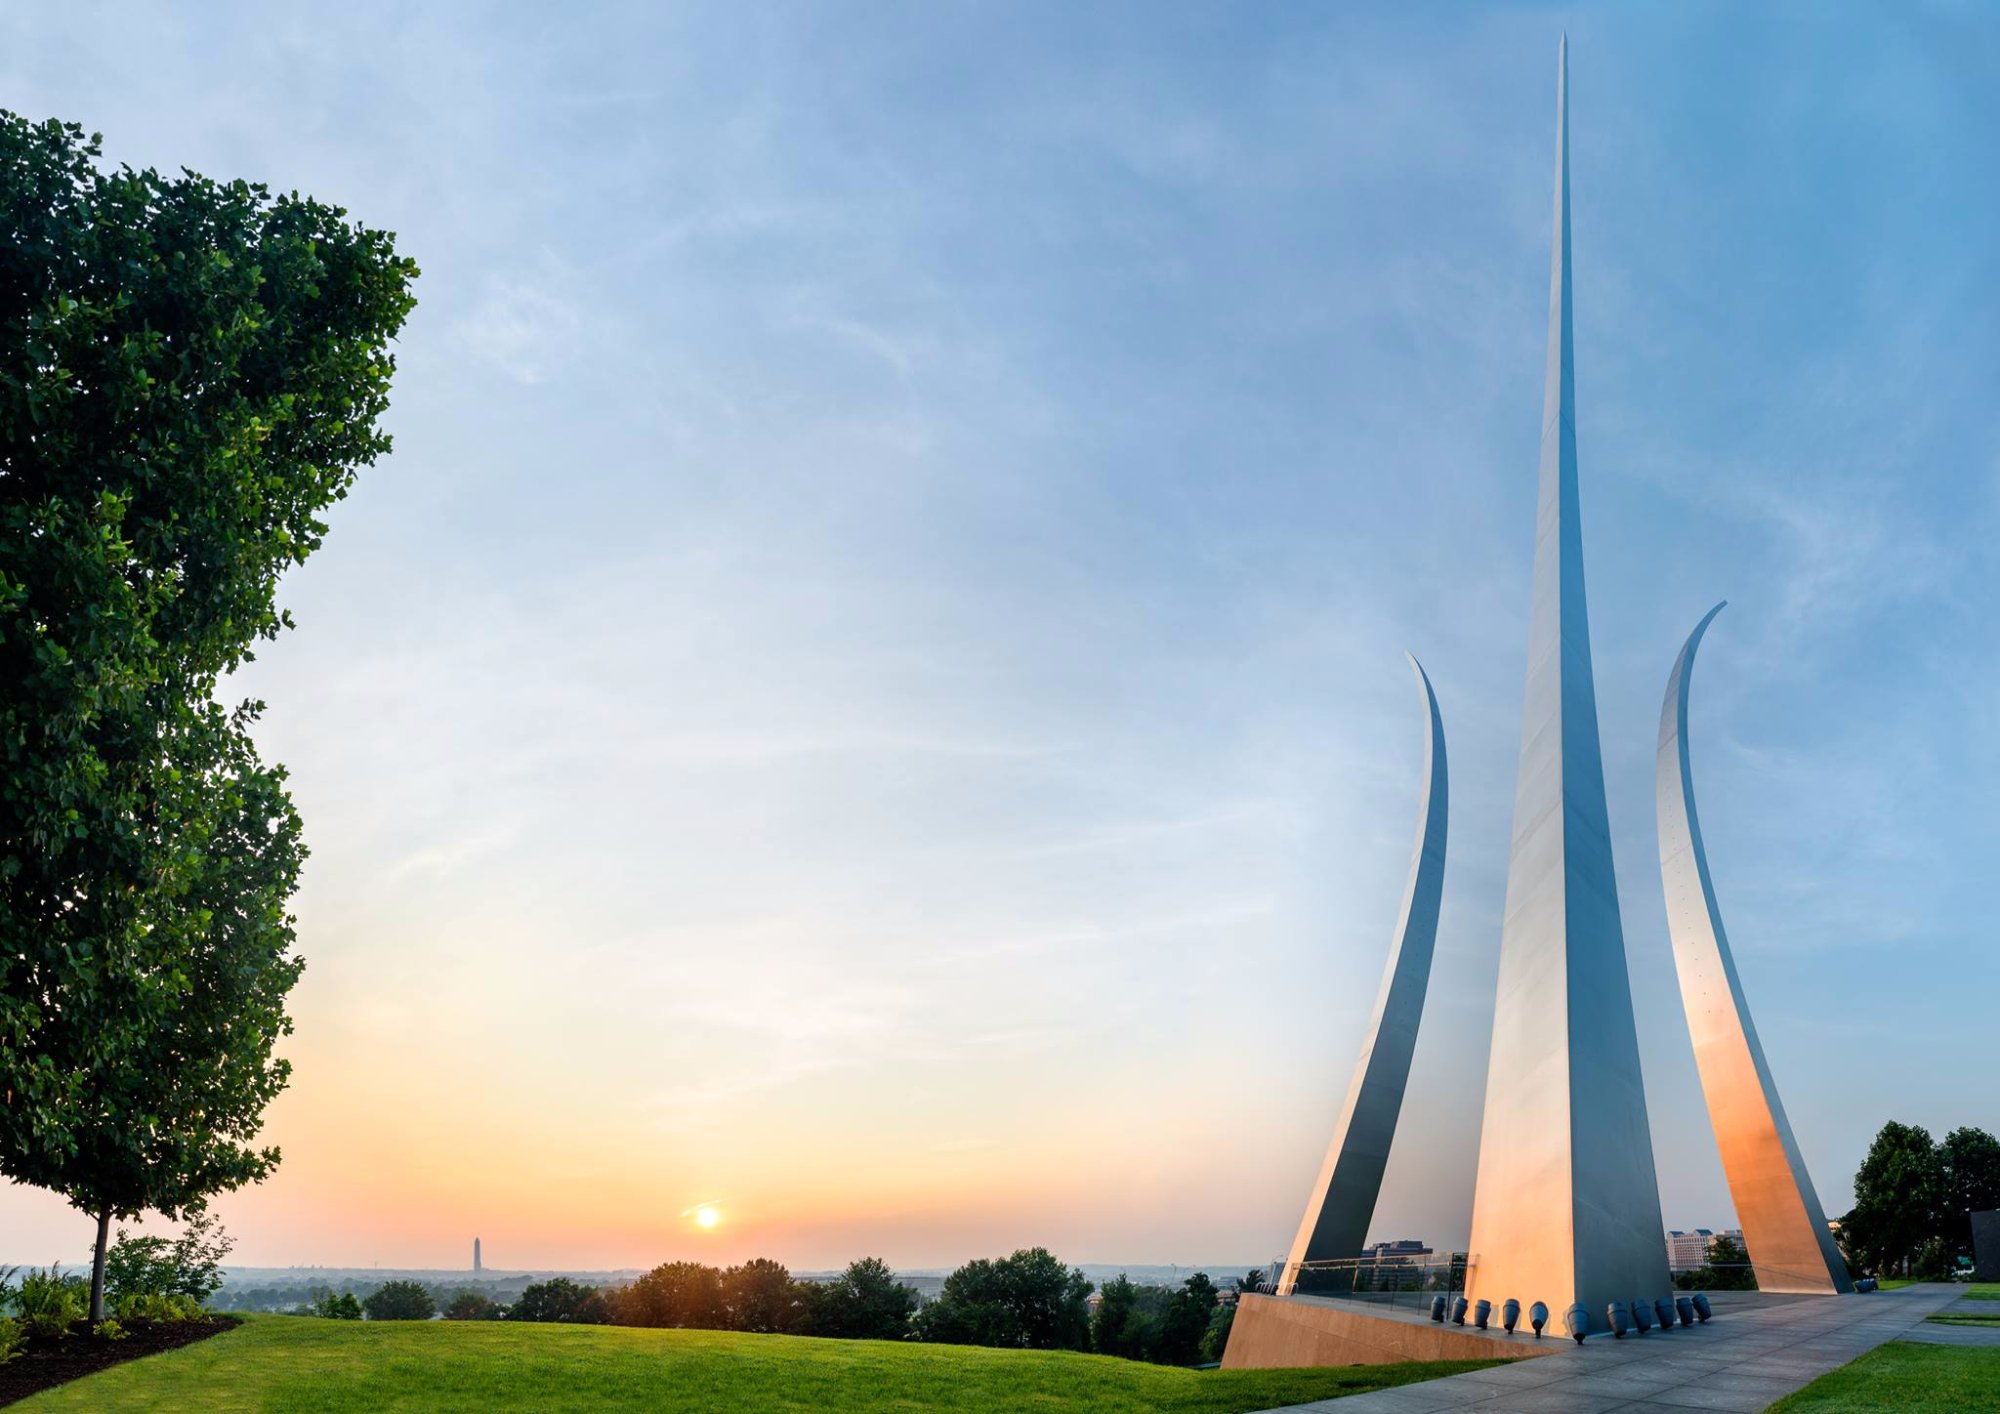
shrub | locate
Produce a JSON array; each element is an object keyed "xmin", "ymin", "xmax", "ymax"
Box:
[
  {"xmin": 111, "ymin": 1292, "xmax": 205, "ymax": 1322},
  {"xmin": 362, "ymin": 1280, "xmax": 436, "ymax": 1321},
  {"xmin": 103, "ymin": 1207, "xmax": 233, "ymax": 1305},
  {"xmin": 16, "ymin": 1268, "xmax": 87, "ymax": 1339},
  {"xmin": 509, "ymin": 1278, "xmax": 608, "ymax": 1324},
  {"xmin": 93, "ymin": 1319, "xmax": 128, "ymax": 1342},
  {"xmin": 309, "ymin": 1292, "xmax": 363, "ymax": 1320},
  {"xmin": 0, "ymin": 1317, "xmax": 22, "ymax": 1365}
]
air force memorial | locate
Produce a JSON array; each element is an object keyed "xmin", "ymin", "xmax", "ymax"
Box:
[{"xmin": 1227, "ymin": 40, "xmax": 1849, "ymax": 1366}]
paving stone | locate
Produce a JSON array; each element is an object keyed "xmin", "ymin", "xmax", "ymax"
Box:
[{"xmin": 1251, "ymin": 1282, "xmax": 1969, "ymax": 1414}]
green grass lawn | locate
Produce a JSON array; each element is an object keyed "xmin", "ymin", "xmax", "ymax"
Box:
[
  {"xmin": 1964, "ymin": 1285, "xmax": 2000, "ymax": 1301},
  {"xmin": 16, "ymin": 1316, "xmax": 1505, "ymax": 1412},
  {"xmin": 1768, "ymin": 1341, "xmax": 2000, "ymax": 1413},
  {"xmin": 1927, "ymin": 1313, "xmax": 2000, "ymax": 1326}
]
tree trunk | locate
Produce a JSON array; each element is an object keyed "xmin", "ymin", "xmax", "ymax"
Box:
[{"xmin": 90, "ymin": 1208, "xmax": 111, "ymax": 1323}]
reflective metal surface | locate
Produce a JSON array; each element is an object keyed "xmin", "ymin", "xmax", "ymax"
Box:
[
  {"xmin": 1656, "ymin": 605, "xmax": 1853, "ymax": 1295},
  {"xmin": 1278, "ymin": 655, "xmax": 1448, "ymax": 1293},
  {"xmin": 1465, "ymin": 37, "xmax": 1672, "ymax": 1333}
]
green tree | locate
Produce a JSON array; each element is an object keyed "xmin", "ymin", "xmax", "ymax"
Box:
[
  {"xmin": 1198, "ymin": 1302, "xmax": 1236, "ymax": 1363},
  {"xmin": 442, "ymin": 1291, "xmax": 500, "ymax": 1321},
  {"xmin": 1941, "ymin": 1127, "xmax": 2000, "ymax": 1261},
  {"xmin": 804, "ymin": 1257, "xmax": 917, "ymax": 1340},
  {"xmin": 362, "ymin": 1281, "xmax": 436, "ymax": 1322},
  {"xmin": 1699, "ymin": 1234, "xmax": 1757, "ymax": 1291},
  {"xmin": 1843, "ymin": 1121, "xmax": 1945, "ymax": 1276},
  {"xmin": 1091, "ymin": 1274, "xmax": 1146, "ymax": 1359},
  {"xmin": 1153, "ymin": 1273, "xmax": 1220, "ymax": 1365},
  {"xmin": 720, "ymin": 1258, "xmax": 805, "ymax": 1334},
  {"xmin": 0, "ymin": 109, "xmax": 416, "ymax": 1321},
  {"xmin": 508, "ymin": 1278, "xmax": 607, "ymax": 1324},
  {"xmin": 912, "ymin": 1248, "xmax": 1092, "ymax": 1351},
  {"xmin": 309, "ymin": 1291, "xmax": 361, "ymax": 1320},
  {"xmin": 609, "ymin": 1261, "xmax": 725, "ymax": 1329}
]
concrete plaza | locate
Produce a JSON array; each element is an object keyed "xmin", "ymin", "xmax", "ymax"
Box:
[{"xmin": 1255, "ymin": 1283, "xmax": 1978, "ymax": 1413}]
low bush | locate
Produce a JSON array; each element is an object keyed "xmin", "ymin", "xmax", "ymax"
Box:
[
  {"xmin": 308, "ymin": 1292, "xmax": 363, "ymax": 1320},
  {"xmin": 93, "ymin": 1318, "xmax": 128, "ymax": 1341},
  {"xmin": 0, "ymin": 1316, "xmax": 22, "ymax": 1364},
  {"xmin": 16, "ymin": 1268, "xmax": 87, "ymax": 1339},
  {"xmin": 102, "ymin": 1207, "xmax": 233, "ymax": 1306},
  {"xmin": 112, "ymin": 1292, "xmax": 206, "ymax": 1322}
]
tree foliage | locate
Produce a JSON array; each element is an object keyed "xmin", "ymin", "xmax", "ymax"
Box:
[
  {"xmin": 442, "ymin": 1291, "xmax": 501, "ymax": 1321},
  {"xmin": 607, "ymin": 1261, "xmax": 725, "ymax": 1329},
  {"xmin": 508, "ymin": 1278, "xmax": 609, "ymax": 1325},
  {"xmin": 309, "ymin": 1291, "xmax": 362, "ymax": 1320},
  {"xmin": 101, "ymin": 1205, "xmax": 231, "ymax": 1302},
  {"xmin": 1842, "ymin": 1121, "xmax": 1947, "ymax": 1276},
  {"xmin": 911, "ymin": 1248, "xmax": 1092, "ymax": 1351},
  {"xmin": 0, "ymin": 108, "xmax": 415, "ymax": 1316},
  {"xmin": 362, "ymin": 1281, "xmax": 436, "ymax": 1322},
  {"xmin": 805, "ymin": 1256, "xmax": 917, "ymax": 1340},
  {"xmin": 1941, "ymin": 1127, "xmax": 2000, "ymax": 1260},
  {"xmin": 720, "ymin": 1258, "xmax": 806, "ymax": 1334}
]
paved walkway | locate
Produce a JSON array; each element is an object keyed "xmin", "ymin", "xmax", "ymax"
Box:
[
  {"xmin": 1256, "ymin": 1283, "xmax": 1969, "ymax": 1413},
  {"xmin": 1903, "ymin": 1291, "xmax": 2000, "ymax": 1348}
]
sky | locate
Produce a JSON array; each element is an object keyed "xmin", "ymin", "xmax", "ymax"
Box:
[{"xmin": 2, "ymin": 1, "xmax": 1996, "ymax": 1274}]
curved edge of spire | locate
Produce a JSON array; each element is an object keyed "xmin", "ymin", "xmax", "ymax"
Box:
[
  {"xmin": 1654, "ymin": 601, "xmax": 1854, "ymax": 1296},
  {"xmin": 1277, "ymin": 654, "xmax": 1449, "ymax": 1292}
]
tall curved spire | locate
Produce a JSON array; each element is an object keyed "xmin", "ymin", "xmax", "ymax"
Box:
[
  {"xmin": 1279, "ymin": 655, "xmax": 1448, "ymax": 1292},
  {"xmin": 1465, "ymin": 36, "xmax": 1671, "ymax": 1332},
  {"xmin": 1657, "ymin": 605, "xmax": 1852, "ymax": 1295}
]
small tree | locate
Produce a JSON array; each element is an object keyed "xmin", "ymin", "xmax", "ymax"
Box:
[
  {"xmin": 363, "ymin": 1281, "xmax": 436, "ymax": 1322},
  {"xmin": 0, "ymin": 109, "xmax": 416, "ymax": 1321},
  {"xmin": 310, "ymin": 1292, "xmax": 362, "ymax": 1320},
  {"xmin": 805, "ymin": 1257, "xmax": 917, "ymax": 1340}
]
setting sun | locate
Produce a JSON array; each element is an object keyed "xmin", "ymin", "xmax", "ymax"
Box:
[{"xmin": 692, "ymin": 1204, "xmax": 721, "ymax": 1230}]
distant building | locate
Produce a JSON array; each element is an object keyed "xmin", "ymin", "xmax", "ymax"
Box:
[
  {"xmin": 474, "ymin": 1237, "xmax": 482, "ymax": 1274},
  {"xmin": 1666, "ymin": 1229, "xmax": 1714, "ymax": 1271},
  {"xmin": 1362, "ymin": 1240, "xmax": 1433, "ymax": 1265}
]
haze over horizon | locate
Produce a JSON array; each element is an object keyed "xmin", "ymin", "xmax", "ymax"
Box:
[{"xmin": 2, "ymin": 2, "xmax": 1994, "ymax": 1273}]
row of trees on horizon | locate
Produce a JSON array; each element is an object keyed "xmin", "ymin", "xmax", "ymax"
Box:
[{"xmin": 290, "ymin": 1249, "xmax": 1247, "ymax": 1367}]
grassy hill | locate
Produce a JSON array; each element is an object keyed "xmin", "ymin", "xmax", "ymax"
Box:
[{"xmin": 17, "ymin": 1316, "xmax": 1500, "ymax": 1412}]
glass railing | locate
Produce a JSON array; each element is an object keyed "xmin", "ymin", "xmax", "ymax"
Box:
[{"xmin": 1278, "ymin": 1253, "xmax": 1474, "ymax": 1314}]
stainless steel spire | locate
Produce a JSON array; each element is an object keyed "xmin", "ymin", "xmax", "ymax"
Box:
[
  {"xmin": 1465, "ymin": 37, "xmax": 1672, "ymax": 1331},
  {"xmin": 1657, "ymin": 606, "xmax": 1852, "ymax": 1295},
  {"xmin": 1279, "ymin": 656, "xmax": 1448, "ymax": 1293}
]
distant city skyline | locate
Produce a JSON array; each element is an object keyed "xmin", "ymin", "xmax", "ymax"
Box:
[{"xmin": 1, "ymin": 3, "xmax": 1994, "ymax": 1270}]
